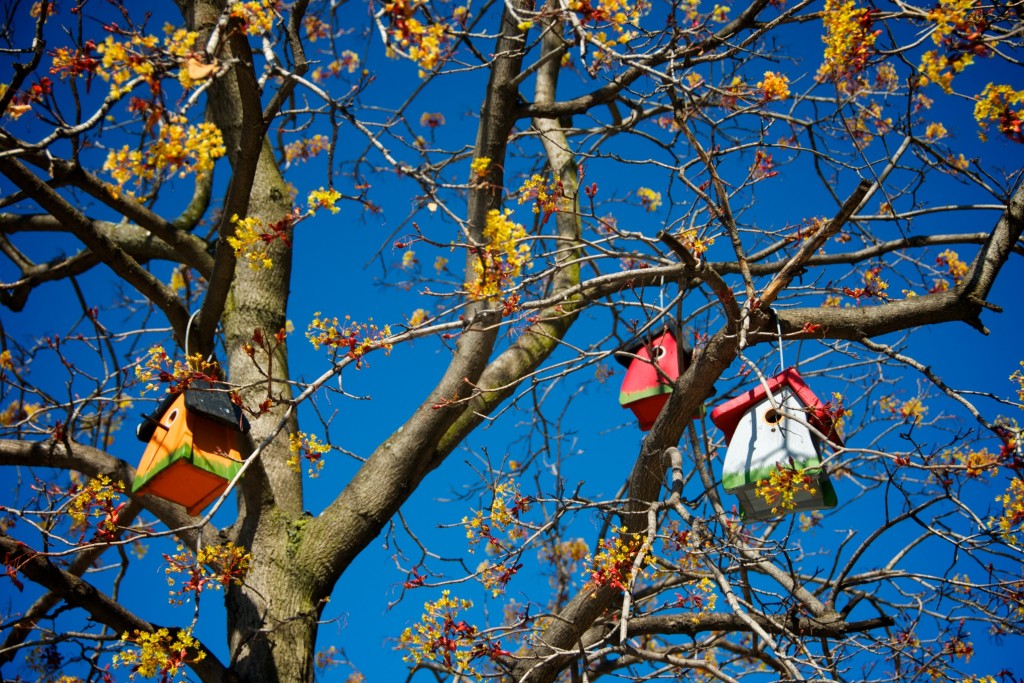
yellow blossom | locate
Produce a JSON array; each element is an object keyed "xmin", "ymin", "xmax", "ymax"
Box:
[
  {"xmin": 925, "ymin": 122, "xmax": 948, "ymax": 139},
  {"xmin": 467, "ymin": 209, "xmax": 531, "ymax": 299},
  {"xmin": 936, "ymin": 248, "xmax": 968, "ymax": 284},
  {"xmin": 114, "ymin": 628, "xmax": 206, "ymax": 680},
  {"xmin": 636, "ymin": 187, "xmax": 662, "ymax": 212},
  {"xmin": 819, "ymin": 0, "xmax": 878, "ymax": 87},
  {"xmin": 229, "ymin": 0, "xmax": 279, "ymax": 35},
  {"xmin": 973, "ymin": 84, "xmax": 1024, "ymax": 142},
  {"xmin": 420, "ymin": 111, "xmax": 445, "ymax": 128},
  {"xmin": 677, "ymin": 228, "xmax": 714, "ymax": 255},
  {"xmin": 287, "ymin": 431, "xmax": 331, "ymax": 477},
  {"xmin": 226, "ymin": 214, "xmax": 273, "ymax": 271},
  {"xmin": 409, "ymin": 308, "xmax": 428, "ymax": 327},
  {"xmin": 755, "ymin": 465, "xmax": 818, "ymax": 515},
  {"xmin": 470, "ymin": 156, "xmax": 491, "ymax": 179},
  {"xmin": 1010, "ymin": 361, "xmax": 1024, "ymax": 403},
  {"xmin": 919, "ymin": 50, "xmax": 972, "ymax": 94},
  {"xmin": 585, "ymin": 525, "xmax": 653, "ymax": 591},
  {"xmin": 0, "ymin": 401, "xmax": 42, "ymax": 427},
  {"xmin": 103, "ymin": 120, "xmax": 225, "ymax": 188},
  {"xmin": 398, "ymin": 591, "xmax": 481, "ymax": 676},
  {"xmin": 285, "ymin": 134, "xmax": 330, "ymax": 164},
  {"xmin": 306, "ymin": 313, "xmax": 393, "ymax": 363},
  {"xmin": 875, "ymin": 63, "xmax": 899, "ymax": 92},
  {"xmin": 758, "ymin": 71, "xmax": 790, "ymax": 101},
  {"xmin": 518, "ymin": 174, "xmax": 562, "ymax": 216},
  {"xmin": 308, "ymin": 187, "xmax": 342, "ymax": 214}
]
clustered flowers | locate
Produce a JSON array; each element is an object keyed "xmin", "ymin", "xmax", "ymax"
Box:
[
  {"xmin": 306, "ymin": 313, "xmax": 393, "ymax": 365},
  {"xmin": 993, "ymin": 478, "xmax": 1024, "ymax": 544},
  {"xmin": 636, "ymin": 186, "xmax": 662, "ymax": 212},
  {"xmin": 164, "ymin": 542, "xmax": 253, "ymax": 604},
  {"xmin": 878, "ymin": 395, "xmax": 928, "ymax": 424},
  {"xmin": 466, "ymin": 209, "xmax": 531, "ymax": 300},
  {"xmin": 66, "ymin": 475, "xmax": 125, "ymax": 541},
  {"xmin": 754, "ymin": 463, "xmax": 820, "ymax": 516},
  {"xmin": 134, "ymin": 346, "xmax": 222, "ymax": 394},
  {"xmin": 818, "ymin": 0, "xmax": 879, "ymax": 88},
  {"xmin": 382, "ymin": 0, "xmax": 460, "ymax": 77},
  {"xmin": 114, "ymin": 628, "xmax": 205, "ymax": 682},
  {"xmin": 398, "ymin": 591, "xmax": 509, "ymax": 676},
  {"xmin": 918, "ymin": 0, "xmax": 988, "ymax": 94},
  {"xmin": 518, "ymin": 174, "xmax": 564, "ymax": 221},
  {"xmin": 227, "ymin": 188, "xmax": 340, "ymax": 271},
  {"xmin": 758, "ymin": 71, "xmax": 790, "ymax": 101},
  {"xmin": 585, "ymin": 526, "xmax": 652, "ymax": 592},
  {"xmin": 103, "ymin": 120, "xmax": 226, "ymax": 192},
  {"xmin": 288, "ymin": 431, "xmax": 331, "ymax": 477},
  {"xmin": 461, "ymin": 480, "xmax": 531, "ymax": 554},
  {"xmin": 284, "ymin": 134, "xmax": 331, "ymax": 165},
  {"xmin": 974, "ymin": 84, "xmax": 1024, "ymax": 143},
  {"xmin": 229, "ymin": 0, "xmax": 281, "ymax": 35}
]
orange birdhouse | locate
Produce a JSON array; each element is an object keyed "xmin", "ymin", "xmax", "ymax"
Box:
[
  {"xmin": 133, "ymin": 382, "xmax": 249, "ymax": 516},
  {"xmin": 615, "ymin": 328, "xmax": 691, "ymax": 431}
]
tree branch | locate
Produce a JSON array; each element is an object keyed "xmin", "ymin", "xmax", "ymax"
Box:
[
  {"xmin": 6, "ymin": 147, "xmax": 214, "ymax": 277},
  {"xmin": 517, "ymin": 0, "xmax": 774, "ymax": 120},
  {"xmin": 0, "ymin": 532, "xmax": 228, "ymax": 683},
  {"xmin": 436, "ymin": 1, "xmax": 583, "ymax": 458},
  {"xmin": 0, "ymin": 439, "xmax": 199, "ymax": 546},
  {"xmin": 0, "ymin": 500, "xmax": 144, "ymax": 664},
  {"xmin": 0, "ymin": 213, "xmax": 204, "ymax": 311},
  {"xmin": 298, "ymin": 0, "xmax": 535, "ymax": 593},
  {"xmin": 195, "ymin": 30, "xmax": 270, "ymax": 355},
  {"xmin": 0, "ymin": 157, "xmax": 191, "ymax": 346}
]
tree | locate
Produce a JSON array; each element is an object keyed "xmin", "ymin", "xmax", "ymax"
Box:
[{"xmin": 0, "ymin": 0, "xmax": 1022, "ymax": 680}]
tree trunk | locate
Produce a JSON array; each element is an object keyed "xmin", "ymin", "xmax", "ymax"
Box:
[{"xmin": 187, "ymin": 1, "xmax": 311, "ymax": 679}]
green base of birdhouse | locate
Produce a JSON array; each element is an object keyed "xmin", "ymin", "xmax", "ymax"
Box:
[
  {"xmin": 132, "ymin": 443, "xmax": 243, "ymax": 516},
  {"xmin": 725, "ymin": 471, "xmax": 838, "ymax": 522}
]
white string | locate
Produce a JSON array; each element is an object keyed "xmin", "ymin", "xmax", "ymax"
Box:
[
  {"xmin": 776, "ymin": 314, "xmax": 785, "ymax": 372},
  {"xmin": 184, "ymin": 310, "xmax": 200, "ymax": 358}
]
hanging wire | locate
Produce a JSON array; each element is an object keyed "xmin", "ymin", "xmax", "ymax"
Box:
[
  {"xmin": 776, "ymin": 313, "xmax": 785, "ymax": 372},
  {"xmin": 184, "ymin": 310, "xmax": 200, "ymax": 358},
  {"xmin": 774, "ymin": 313, "xmax": 782, "ymax": 370}
]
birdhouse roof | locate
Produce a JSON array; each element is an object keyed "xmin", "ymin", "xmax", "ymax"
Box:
[
  {"xmin": 136, "ymin": 381, "xmax": 249, "ymax": 442},
  {"xmin": 613, "ymin": 326, "xmax": 682, "ymax": 368},
  {"xmin": 710, "ymin": 368, "xmax": 843, "ymax": 446}
]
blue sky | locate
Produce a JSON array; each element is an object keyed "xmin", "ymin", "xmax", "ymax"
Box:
[{"xmin": 2, "ymin": 0, "xmax": 1024, "ymax": 681}]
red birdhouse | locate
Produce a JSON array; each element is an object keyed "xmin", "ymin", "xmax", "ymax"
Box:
[
  {"xmin": 133, "ymin": 382, "xmax": 249, "ymax": 516},
  {"xmin": 615, "ymin": 329, "xmax": 691, "ymax": 430}
]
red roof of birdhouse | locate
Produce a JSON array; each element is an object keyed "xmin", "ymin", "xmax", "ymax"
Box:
[
  {"xmin": 616, "ymin": 330, "xmax": 684, "ymax": 403},
  {"xmin": 710, "ymin": 368, "xmax": 844, "ymax": 446}
]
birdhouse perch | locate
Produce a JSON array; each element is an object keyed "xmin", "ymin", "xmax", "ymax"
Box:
[
  {"xmin": 710, "ymin": 368, "xmax": 840, "ymax": 521},
  {"xmin": 133, "ymin": 382, "xmax": 250, "ymax": 516}
]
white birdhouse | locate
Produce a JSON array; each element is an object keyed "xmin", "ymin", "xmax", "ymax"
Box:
[{"xmin": 710, "ymin": 368, "xmax": 841, "ymax": 521}]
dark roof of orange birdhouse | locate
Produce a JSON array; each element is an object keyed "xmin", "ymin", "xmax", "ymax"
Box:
[
  {"xmin": 710, "ymin": 368, "xmax": 843, "ymax": 446},
  {"xmin": 137, "ymin": 381, "xmax": 249, "ymax": 443}
]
